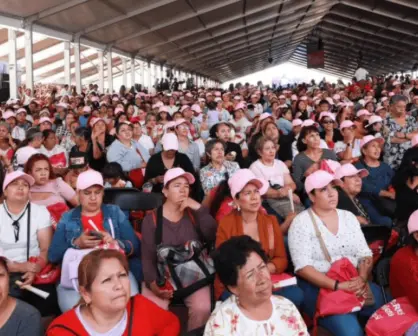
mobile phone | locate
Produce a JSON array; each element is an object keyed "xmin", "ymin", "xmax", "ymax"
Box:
[{"xmin": 89, "ymin": 231, "xmax": 103, "ymax": 240}]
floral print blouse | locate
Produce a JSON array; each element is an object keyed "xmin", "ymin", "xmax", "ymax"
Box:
[
  {"xmin": 384, "ymin": 115, "xmax": 417, "ymax": 170},
  {"xmin": 200, "ymin": 160, "xmax": 240, "ymax": 195},
  {"xmin": 204, "ymin": 295, "xmax": 308, "ymax": 336}
]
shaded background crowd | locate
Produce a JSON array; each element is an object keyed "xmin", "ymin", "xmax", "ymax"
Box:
[{"xmin": 0, "ymin": 72, "xmax": 418, "ymax": 335}]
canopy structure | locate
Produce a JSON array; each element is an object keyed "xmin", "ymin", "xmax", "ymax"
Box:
[{"xmin": 0, "ymin": 0, "xmax": 417, "ymax": 88}]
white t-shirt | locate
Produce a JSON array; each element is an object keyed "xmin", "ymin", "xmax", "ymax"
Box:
[
  {"xmin": 250, "ymin": 159, "xmax": 289, "ymax": 187},
  {"xmin": 354, "ymin": 67, "xmax": 369, "ymax": 81},
  {"xmin": 39, "ymin": 145, "xmax": 68, "ymax": 168},
  {"xmin": 288, "ymin": 209, "xmax": 372, "ymax": 273},
  {"xmin": 292, "ymin": 136, "xmax": 329, "ymax": 158},
  {"xmin": 137, "ymin": 134, "xmax": 155, "ymax": 153},
  {"xmin": 334, "ymin": 139, "xmax": 362, "ymax": 158},
  {"xmin": 76, "ymin": 306, "xmax": 127, "ymax": 336},
  {"xmin": 0, "ymin": 202, "xmax": 51, "ymax": 263},
  {"xmin": 204, "ymin": 295, "xmax": 308, "ymax": 336}
]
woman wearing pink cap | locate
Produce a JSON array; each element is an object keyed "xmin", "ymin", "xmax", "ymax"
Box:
[
  {"xmin": 389, "ymin": 209, "xmax": 418, "ymax": 311},
  {"xmin": 141, "ymin": 167, "xmax": 217, "ymax": 331},
  {"xmin": 334, "ymin": 120, "xmax": 362, "ymax": 162},
  {"xmin": 288, "ymin": 170, "xmax": 384, "ymax": 336},
  {"xmin": 0, "ymin": 171, "xmax": 57, "ymax": 317},
  {"xmin": 215, "ymin": 169, "xmax": 304, "ymax": 309},
  {"xmin": 318, "ymin": 112, "xmax": 342, "ymax": 150}
]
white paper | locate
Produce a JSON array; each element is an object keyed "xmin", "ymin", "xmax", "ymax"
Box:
[
  {"xmin": 288, "ymin": 189, "xmax": 295, "ymax": 213},
  {"xmin": 15, "ymin": 280, "xmax": 50, "ymax": 299},
  {"xmin": 273, "ymin": 277, "xmax": 297, "ymax": 289}
]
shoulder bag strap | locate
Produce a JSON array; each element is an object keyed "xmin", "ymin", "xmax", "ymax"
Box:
[
  {"xmin": 135, "ymin": 147, "xmax": 146, "ymax": 162},
  {"xmin": 154, "ymin": 206, "xmax": 163, "ymax": 246},
  {"xmin": 308, "ymin": 209, "xmax": 332, "ymax": 263},
  {"xmin": 26, "ymin": 203, "xmax": 31, "ymax": 261},
  {"xmin": 127, "ymin": 296, "xmax": 135, "ymax": 336}
]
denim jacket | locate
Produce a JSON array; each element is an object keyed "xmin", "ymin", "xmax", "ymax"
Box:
[{"xmin": 48, "ymin": 204, "xmax": 140, "ymax": 264}]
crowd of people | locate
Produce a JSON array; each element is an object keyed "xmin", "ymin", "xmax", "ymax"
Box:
[{"xmin": 0, "ymin": 74, "xmax": 418, "ymax": 335}]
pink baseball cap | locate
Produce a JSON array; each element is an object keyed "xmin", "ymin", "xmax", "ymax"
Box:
[
  {"xmin": 90, "ymin": 96, "xmax": 100, "ymax": 103},
  {"xmin": 259, "ymin": 112, "xmax": 273, "ymax": 122},
  {"xmin": 411, "ymin": 134, "xmax": 418, "ymax": 147},
  {"xmin": 16, "ymin": 108, "xmax": 27, "ymax": 115},
  {"xmin": 326, "ymin": 97, "xmax": 334, "ymax": 105},
  {"xmin": 163, "ymin": 167, "xmax": 195, "ymax": 187},
  {"xmin": 76, "ymin": 170, "xmax": 104, "ymax": 190},
  {"xmin": 389, "ymin": 92, "xmax": 395, "ymax": 97},
  {"xmin": 305, "ymin": 170, "xmax": 339, "ymax": 194},
  {"xmin": 115, "ymin": 107, "xmax": 124, "ymax": 115},
  {"xmin": 191, "ymin": 104, "xmax": 202, "ymax": 114},
  {"xmin": 334, "ymin": 163, "xmax": 369, "ymax": 180},
  {"xmin": 356, "ymin": 109, "xmax": 372, "ymax": 118},
  {"xmin": 16, "ymin": 146, "xmax": 38, "ymax": 167},
  {"xmin": 228, "ymin": 169, "xmax": 268, "ymax": 199},
  {"xmin": 360, "ymin": 135, "xmax": 384, "ymax": 149},
  {"xmin": 375, "ymin": 104, "xmax": 386, "ymax": 113},
  {"xmin": 83, "ymin": 106, "xmax": 92, "ymax": 114},
  {"xmin": 333, "ymin": 94, "xmax": 341, "ymax": 101},
  {"xmin": 366, "ymin": 115, "xmax": 383, "ymax": 127},
  {"xmin": 323, "ymin": 159, "xmax": 341, "ymax": 173},
  {"xmin": 180, "ymin": 105, "xmax": 191, "ymax": 113},
  {"xmin": 340, "ymin": 120, "xmax": 355, "ymax": 130},
  {"xmin": 234, "ymin": 102, "xmax": 246, "ymax": 111},
  {"xmin": 301, "ymin": 119, "xmax": 319, "ymax": 128},
  {"xmin": 318, "ymin": 112, "xmax": 335, "ymax": 122},
  {"xmin": 161, "ymin": 133, "xmax": 179, "ymax": 151},
  {"xmin": 381, "ymin": 97, "xmax": 388, "ymax": 103},
  {"xmin": 408, "ymin": 210, "xmax": 418, "ymax": 234},
  {"xmin": 3, "ymin": 171, "xmax": 35, "ymax": 191},
  {"xmin": 292, "ymin": 119, "xmax": 303, "ymax": 127},
  {"xmin": 90, "ymin": 118, "xmax": 105, "ymax": 127},
  {"xmin": 300, "ymin": 96, "xmax": 308, "ymax": 101},
  {"xmin": 279, "ymin": 95, "xmax": 286, "ymax": 99},
  {"xmin": 174, "ymin": 118, "xmax": 188, "ymax": 128},
  {"xmin": 159, "ymin": 106, "xmax": 169, "ymax": 113},
  {"xmin": 39, "ymin": 117, "xmax": 52, "ymax": 124},
  {"xmin": 2, "ymin": 111, "xmax": 16, "ymax": 120},
  {"xmin": 291, "ymin": 94, "xmax": 298, "ymax": 101},
  {"xmin": 163, "ymin": 121, "xmax": 176, "ymax": 131}
]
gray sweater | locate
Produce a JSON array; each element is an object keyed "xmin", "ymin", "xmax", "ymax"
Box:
[
  {"xmin": 0, "ymin": 299, "xmax": 42, "ymax": 336},
  {"xmin": 292, "ymin": 149, "xmax": 338, "ymax": 192}
]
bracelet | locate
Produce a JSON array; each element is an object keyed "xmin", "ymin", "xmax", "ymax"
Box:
[{"xmin": 334, "ymin": 280, "xmax": 339, "ymax": 291}]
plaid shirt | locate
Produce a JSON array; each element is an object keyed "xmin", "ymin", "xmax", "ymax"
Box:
[{"xmin": 56, "ymin": 126, "xmax": 71, "ymax": 140}]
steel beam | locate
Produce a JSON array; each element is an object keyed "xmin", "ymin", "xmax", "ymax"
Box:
[
  {"xmin": 24, "ymin": 0, "xmax": 90, "ymax": 23},
  {"xmin": 98, "ymin": 50, "xmax": 104, "ymax": 93}
]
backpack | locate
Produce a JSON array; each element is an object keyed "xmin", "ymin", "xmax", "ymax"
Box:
[{"xmin": 153, "ymin": 206, "xmax": 215, "ymax": 300}]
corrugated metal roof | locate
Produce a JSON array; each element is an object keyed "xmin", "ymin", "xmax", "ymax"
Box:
[{"xmin": 0, "ymin": 0, "xmax": 417, "ymax": 83}]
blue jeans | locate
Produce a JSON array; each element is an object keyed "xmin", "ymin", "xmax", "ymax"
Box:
[
  {"xmin": 299, "ymin": 279, "xmax": 385, "ymax": 336},
  {"xmin": 358, "ymin": 198, "xmax": 393, "ymax": 228},
  {"xmin": 220, "ymin": 285, "xmax": 304, "ymax": 309}
]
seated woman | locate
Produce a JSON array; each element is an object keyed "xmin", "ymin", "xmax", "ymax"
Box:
[
  {"xmin": 250, "ymin": 137, "xmax": 304, "ymax": 224},
  {"xmin": 0, "ymin": 171, "xmax": 58, "ymax": 317},
  {"xmin": 25, "ymin": 153, "xmax": 78, "ymax": 209},
  {"xmin": 47, "ymin": 249, "xmax": 180, "ymax": 336},
  {"xmin": 288, "ymin": 170, "xmax": 384, "ymax": 336},
  {"xmin": 102, "ymin": 162, "xmax": 133, "ymax": 188},
  {"xmin": 144, "ymin": 133, "xmax": 202, "ymax": 200},
  {"xmin": 334, "ymin": 120, "xmax": 362, "ymax": 163},
  {"xmin": 175, "ymin": 118, "xmax": 201, "ymax": 171},
  {"xmin": 389, "ymin": 210, "xmax": 418, "ymax": 310},
  {"xmin": 200, "ymin": 139, "xmax": 239, "ymax": 195},
  {"xmin": 39, "ymin": 129, "xmax": 68, "ymax": 174},
  {"xmin": 0, "ymin": 122, "xmax": 17, "ymax": 163},
  {"xmin": 141, "ymin": 168, "xmax": 217, "ymax": 331},
  {"xmin": 216, "ymin": 169, "xmax": 304, "ymax": 308},
  {"xmin": 292, "ymin": 124, "xmax": 338, "ymax": 197},
  {"xmin": 206, "ymin": 236, "xmax": 308, "ymax": 335},
  {"xmin": 48, "ymin": 170, "xmax": 141, "ymax": 312},
  {"xmin": 335, "ymin": 163, "xmax": 372, "ymax": 225},
  {"xmin": 262, "ymin": 121, "xmax": 293, "ymax": 168},
  {"xmin": 354, "ymin": 135, "xmax": 394, "ymax": 228},
  {"xmin": 319, "ymin": 112, "xmax": 342, "ymax": 150},
  {"xmin": 0, "ymin": 249, "xmax": 42, "ymax": 336},
  {"xmin": 107, "ymin": 122, "xmax": 150, "ymax": 173}
]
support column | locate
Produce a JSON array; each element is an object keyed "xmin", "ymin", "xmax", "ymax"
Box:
[
  {"xmin": 147, "ymin": 61, "xmax": 152, "ymax": 90},
  {"xmin": 8, "ymin": 29, "xmax": 18, "ymax": 99},
  {"xmin": 98, "ymin": 50, "xmax": 104, "ymax": 94},
  {"xmin": 107, "ymin": 48, "xmax": 113, "ymax": 94},
  {"xmin": 130, "ymin": 57, "xmax": 135, "ymax": 88},
  {"xmin": 64, "ymin": 41, "xmax": 71, "ymax": 86},
  {"xmin": 74, "ymin": 39, "xmax": 82, "ymax": 94},
  {"xmin": 122, "ymin": 58, "xmax": 127, "ymax": 88},
  {"xmin": 160, "ymin": 64, "xmax": 164, "ymax": 80},
  {"xmin": 140, "ymin": 61, "xmax": 145, "ymax": 87},
  {"xmin": 154, "ymin": 63, "xmax": 158, "ymax": 88},
  {"xmin": 24, "ymin": 26, "xmax": 34, "ymax": 92}
]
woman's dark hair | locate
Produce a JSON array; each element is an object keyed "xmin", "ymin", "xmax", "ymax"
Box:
[
  {"xmin": 157, "ymin": 110, "xmax": 172, "ymax": 122},
  {"xmin": 296, "ymin": 125, "xmax": 319, "ymax": 152},
  {"xmin": 213, "ymin": 236, "xmax": 268, "ymax": 289},
  {"xmin": 74, "ymin": 127, "xmax": 90, "ymax": 141},
  {"xmin": 209, "ymin": 180, "xmax": 231, "ymax": 218},
  {"xmin": 114, "ymin": 113, "xmax": 128, "ymax": 130},
  {"xmin": 393, "ymin": 151, "xmax": 418, "ymax": 187},
  {"xmin": 42, "ymin": 129, "xmax": 55, "ymax": 140},
  {"xmin": 102, "ymin": 162, "xmax": 126, "ymax": 180},
  {"xmin": 206, "ymin": 101, "xmax": 217, "ymax": 110},
  {"xmin": 0, "ymin": 257, "xmax": 8, "ymax": 273},
  {"xmin": 205, "ymin": 139, "xmax": 226, "ymax": 164},
  {"xmin": 255, "ymin": 136, "xmax": 276, "ymax": 156},
  {"xmin": 116, "ymin": 121, "xmax": 133, "ymax": 134},
  {"xmin": 408, "ymin": 233, "xmax": 418, "ymax": 249}
]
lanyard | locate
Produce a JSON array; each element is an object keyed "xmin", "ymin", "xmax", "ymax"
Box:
[{"xmin": 4, "ymin": 204, "xmax": 28, "ymax": 243}]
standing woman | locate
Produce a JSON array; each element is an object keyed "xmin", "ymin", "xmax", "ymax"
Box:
[
  {"xmin": 175, "ymin": 118, "xmax": 200, "ymax": 171},
  {"xmin": 107, "ymin": 122, "xmax": 150, "ymax": 173},
  {"xmin": 215, "ymin": 169, "xmax": 304, "ymax": 308},
  {"xmin": 89, "ymin": 117, "xmax": 114, "ymax": 171},
  {"xmin": 288, "ymin": 170, "xmax": 384, "ymax": 336}
]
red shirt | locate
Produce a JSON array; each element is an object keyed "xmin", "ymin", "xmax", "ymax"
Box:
[
  {"xmin": 81, "ymin": 212, "xmax": 104, "ymax": 232},
  {"xmin": 46, "ymin": 295, "xmax": 180, "ymax": 336},
  {"xmin": 389, "ymin": 245, "xmax": 418, "ymax": 311}
]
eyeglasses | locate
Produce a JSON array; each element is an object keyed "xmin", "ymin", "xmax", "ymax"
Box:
[
  {"xmin": 177, "ymin": 124, "xmax": 189, "ymax": 130},
  {"xmin": 322, "ymin": 120, "xmax": 334, "ymax": 124}
]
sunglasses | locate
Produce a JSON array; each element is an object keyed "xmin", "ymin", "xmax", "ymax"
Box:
[{"xmin": 322, "ymin": 120, "xmax": 334, "ymax": 124}]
